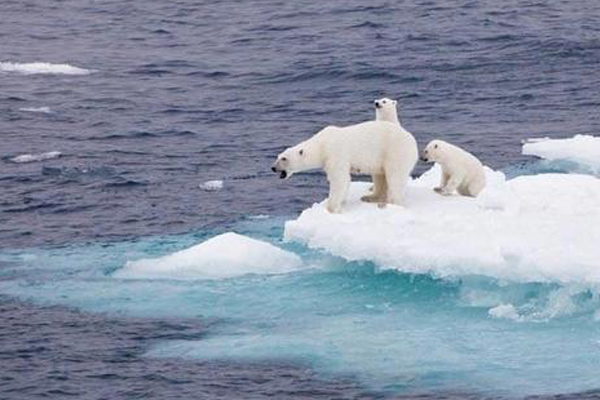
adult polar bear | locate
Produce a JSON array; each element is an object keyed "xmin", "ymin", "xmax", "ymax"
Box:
[
  {"xmin": 364, "ymin": 97, "xmax": 407, "ymax": 203},
  {"xmin": 374, "ymin": 97, "xmax": 400, "ymax": 124},
  {"xmin": 272, "ymin": 121, "xmax": 418, "ymax": 213}
]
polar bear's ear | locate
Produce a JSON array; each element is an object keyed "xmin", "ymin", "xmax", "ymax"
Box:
[
  {"xmin": 299, "ymin": 149, "xmax": 304, "ymax": 156},
  {"xmin": 393, "ymin": 100, "xmax": 397, "ymax": 105}
]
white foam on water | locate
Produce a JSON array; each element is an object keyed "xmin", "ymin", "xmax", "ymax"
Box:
[
  {"xmin": 0, "ymin": 61, "xmax": 93, "ymax": 75},
  {"xmin": 115, "ymin": 232, "xmax": 302, "ymax": 280},
  {"xmin": 199, "ymin": 180, "xmax": 223, "ymax": 191},
  {"xmin": 19, "ymin": 106, "xmax": 52, "ymax": 113},
  {"xmin": 488, "ymin": 303, "xmax": 522, "ymax": 321},
  {"xmin": 10, "ymin": 151, "xmax": 62, "ymax": 163},
  {"xmin": 523, "ymin": 135, "xmax": 600, "ymax": 173},
  {"xmin": 285, "ymin": 165, "xmax": 600, "ymax": 284}
]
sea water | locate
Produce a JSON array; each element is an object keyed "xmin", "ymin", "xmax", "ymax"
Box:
[{"xmin": 2, "ymin": 0, "xmax": 600, "ymax": 398}]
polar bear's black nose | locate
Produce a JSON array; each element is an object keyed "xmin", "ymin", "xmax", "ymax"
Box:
[
  {"xmin": 374, "ymin": 101, "xmax": 381, "ymax": 109},
  {"xmin": 271, "ymin": 166, "xmax": 277, "ymax": 172}
]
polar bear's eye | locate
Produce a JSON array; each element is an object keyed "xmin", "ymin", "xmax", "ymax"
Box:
[
  {"xmin": 281, "ymin": 157, "xmax": 287, "ymax": 162},
  {"xmin": 299, "ymin": 149, "xmax": 304, "ymax": 156},
  {"xmin": 434, "ymin": 144, "xmax": 438, "ymax": 149}
]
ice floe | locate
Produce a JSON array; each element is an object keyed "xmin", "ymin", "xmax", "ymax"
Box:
[
  {"xmin": 19, "ymin": 106, "xmax": 52, "ymax": 113},
  {"xmin": 199, "ymin": 180, "xmax": 223, "ymax": 191},
  {"xmin": 523, "ymin": 135, "xmax": 600, "ymax": 173},
  {"xmin": 115, "ymin": 232, "xmax": 302, "ymax": 280},
  {"xmin": 0, "ymin": 61, "xmax": 92, "ymax": 75},
  {"xmin": 10, "ymin": 151, "xmax": 62, "ymax": 163},
  {"xmin": 285, "ymin": 165, "xmax": 600, "ymax": 284}
]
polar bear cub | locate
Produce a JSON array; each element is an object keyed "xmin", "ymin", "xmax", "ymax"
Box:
[
  {"xmin": 421, "ymin": 139, "xmax": 486, "ymax": 197},
  {"xmin": 272, "ymin": 121, "xmax": 418, "ymax": 213}
]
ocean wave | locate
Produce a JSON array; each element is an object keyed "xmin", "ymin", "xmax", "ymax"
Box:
[{"xmin": 0, "ymin": 62, "xmax": 93, "ymax": 75}]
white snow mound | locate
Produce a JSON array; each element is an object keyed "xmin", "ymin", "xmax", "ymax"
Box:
[
  {"xmin": 523, "ymin": 135, "xmax": 600, "ymax": 173},
  {"xmin": 284, "ymin": 165, "xmax": 600, "ymax": 284},
  {"xmin": 115, "ymin": 232, "xmax": 302, "ymax": 280}
]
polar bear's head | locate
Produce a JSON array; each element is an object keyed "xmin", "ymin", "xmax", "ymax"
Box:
[
  {"xmin": 421, "ymin": 140, "xmax": 447, "ymax": 163},
  {"xmin": 374, "ymin": 97, "xmax": 399, "ymax": 123},
  {"xmin": 271, "ymin": 136, "xmax": 324, "ymax": 179}
]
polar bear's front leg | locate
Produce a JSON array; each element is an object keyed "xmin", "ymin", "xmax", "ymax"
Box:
[
  {"xmin": 361, "ymin": 174, "xmax": 386, "ymax": 203},
  {"xmin": 434, "ymin": 171, "xmax": 450, "ymax": 193},
  {"xmin": 438, "ymin": 172, "xmax": 465, "ymax": 196},
  {"xmin": 326, "ymin": 169, "xmax": 351, "ymax": 213}
]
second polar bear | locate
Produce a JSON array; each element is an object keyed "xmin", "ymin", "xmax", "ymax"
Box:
[
  {"xmin": 421, "ymin": 139, "xmax": 486, "ymax": 197},
  {"xmin": 374, "ymin": 97, "xmax": 400, "ymax": 124},
  {"xmin": 363, "ymin": 97, "xmax": 408, "ymax": 203},
  {"xmin": 272, "ymin": 121, "xmax": 418, "ymax": 213}
]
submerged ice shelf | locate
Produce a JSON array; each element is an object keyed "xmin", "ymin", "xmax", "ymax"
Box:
[{"xmin": 285, "ymin": 165, "xmax": 600, "ymax": 284}]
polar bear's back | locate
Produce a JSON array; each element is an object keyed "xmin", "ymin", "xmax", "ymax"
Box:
[
  {"xmin": 441, "ymin": 141, "xmax": 484, "ymax": 170},
  {"xmin": 322, "ymin": 120, "xmax": 415, "ymax": 149},
  {"xmin": 319, "ymin": 120, "xmax": 418, "ymax": 173}
]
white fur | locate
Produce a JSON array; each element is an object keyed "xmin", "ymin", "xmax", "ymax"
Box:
[
  {"xmin": 374, "ymin": 97, "xmax": 400, "ymax": 124},
  {"xmin": 422, "ymin": 139, "xmax": 486, "ymax": 197},
  {"xmin": 365, "ymin": 97, "xmax": 410, "ymax": 202},
  {"xmin": 273, "ymin": 121, "xmax": 418, "ymax": 213}
]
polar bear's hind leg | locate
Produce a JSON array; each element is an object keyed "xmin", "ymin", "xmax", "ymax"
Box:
[
  {"xmin": 463, "ymin": 177, "xmax": 485, "ymax": 197},
  {"xmin": 384, "ymin": 164, "xmax": 411, "ymax": 206},
  {"xmin": 361, "ymin": 174, "xmax": 387, "ymax": 203}
]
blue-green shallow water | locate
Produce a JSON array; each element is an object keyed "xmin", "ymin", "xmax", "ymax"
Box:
[
  {"xmin": 2, "ymin": 213, "xmax": 599, "ymax": 398},
  {"xmin": 2, "ymin": 0, "xmax": 600, "ymax": 397}
]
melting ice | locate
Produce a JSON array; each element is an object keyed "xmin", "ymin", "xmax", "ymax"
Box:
[
  {"xmin": 285, "ymin": 165, "xmax": 600, "ymax": 284},
  {"xmin": 2, "ymin": 164, "xmax": 600, "ymax": 397},
  {"xmin": 523, "ymin": 134, "xmax": 600, "ymax": 174}
]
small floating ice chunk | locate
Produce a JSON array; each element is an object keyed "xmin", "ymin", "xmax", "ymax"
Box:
[
  {"xmin": 284, "ymin": 166, "xmax": 600, "ymax": 284},
  {"xmin": 0, "ymin": 62, "xmax": 93, "ymax": 75},
  {"xmin": 10, "ymin": 151, "xmax": 62, "ymax": 163},
  {"xmin": 523, "ymin": 135, "xmax": 600, "ymax": 173},
  {"xmin": 115, "ymin": 232, "xmax": 302, "ymax": 280},
  {"xmin": 199, "ymin": 180, "xmax": 223, "ymax": 191},
  {"xmin": 249, "ymin": 214, "xmax": 269, "ymax": 220},
  {"xmin": 19, "ymin": 106, "xmax": 52, "ymax": 113}
]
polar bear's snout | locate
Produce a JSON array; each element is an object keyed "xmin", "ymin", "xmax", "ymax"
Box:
[
  {"xmin": 271, "ymin": 158, "xmax": 289, "ymax": 179},
  {"xmin": 374, "ymin": 100, "xmax": 382, "ymax": 109}
]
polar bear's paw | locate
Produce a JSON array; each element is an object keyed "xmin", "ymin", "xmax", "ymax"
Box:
[
  {"xmin": 326, "ymin": 202, "xmax": 342, "ymax": 214},
  {"xmin": 360, "ymin": 193, "xmax": 384, "ymax": 203}
]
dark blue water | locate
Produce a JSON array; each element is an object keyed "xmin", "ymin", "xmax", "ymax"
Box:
[{"xmin": 1, "ymin": 0, "xmax": 600, "ymax": 398}]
